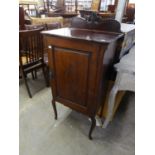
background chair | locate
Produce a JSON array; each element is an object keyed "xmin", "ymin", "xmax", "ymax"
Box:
[
  {"xmin": 44, "ymin": 22, "xmax": 62, "ymax": 86},
  {"xmin": 19, "ymin": 28, "xmax": 48, "ymax": 98},
  {"xmin": 103, "ymin": 45, "xmax": 135, "ymax": 128},
  {"xmin": 24, "ymin": 22, "xmax": 61, "ymax": 87}
]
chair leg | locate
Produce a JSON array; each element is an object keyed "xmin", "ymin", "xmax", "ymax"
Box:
[
  {"xmin": 42, "ymin": 65, "xmax": 49, "ymax": 87},
  {"xmin": 31, "ymin": 71, "xmax": 35, "ymax": 80},
  {"xmin": 23, "ymin": 73, "xmax": 32, "ymax": 98},
  {"xmin": 102, "ymin": 86, "xmax": 118, "ymax": 128},
  {"xmin": 34, "ymin": 69, "xmax": 37, "ymax": 79},
  {"xmin": 20, "ymin": 66, "xmax": 32, "ymax": 98}
]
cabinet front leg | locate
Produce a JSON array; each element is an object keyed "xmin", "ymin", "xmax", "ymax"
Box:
[
  {"xmin": 88, "ymin": 116, "xmax": 96, "ymax": 140},
  {"xmin": 52, "ymin": 99, "xmax": 57, "ymax": 120}
]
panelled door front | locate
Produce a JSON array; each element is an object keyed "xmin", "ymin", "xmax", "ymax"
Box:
[{"xmin": 48, "ymin": 38, "xmax": 103, "ymax": 115}]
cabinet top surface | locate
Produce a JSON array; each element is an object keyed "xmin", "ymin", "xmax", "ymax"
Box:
[{"xmin": 42, "ymin": 28, "xmax": 123, "ymax": 44}]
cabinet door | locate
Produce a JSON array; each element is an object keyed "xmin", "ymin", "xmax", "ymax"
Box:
[
  {"xmin": 51, "ymin": 47, "xmax": 91, "ymax": 111},
  {"xmin": 48, "ymin": 38, "xmax": 106, "ymax": 115}
]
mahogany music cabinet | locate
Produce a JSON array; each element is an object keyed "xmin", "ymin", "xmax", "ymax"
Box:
[{"xmin": 42, "ymin": 28, "xmax": 123, "ymax": 139}]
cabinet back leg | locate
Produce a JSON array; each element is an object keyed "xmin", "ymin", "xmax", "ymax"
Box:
[{"xmin": 52, "ymin": 100, "xmax": 57, "ymax": 120}]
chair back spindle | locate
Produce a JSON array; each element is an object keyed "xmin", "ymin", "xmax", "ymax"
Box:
[
  {"xmin": 19, "ymin": 28, "xmax": 48, "ymax": 98},
  {"xmin": 19, "ymin": 28, "xmax": 44, "ymax": 69}
]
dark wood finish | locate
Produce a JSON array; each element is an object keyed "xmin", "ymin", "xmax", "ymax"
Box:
[
  {"xmin": 71, "ymin": 17, "xmax": 121, "ymax": 33},
  {"xmin": 42, "ymin": 28, "xmax": 123, "ymax": 139},
  {"xmin": 71, "ymin": 18, "xmax": 134, "ymax": 64},
  {"xmin": 89, "ymin": 117, "xmax": 96, "ymax": 140},
  {"xmin": 79, "ymin": 10, "xmax": 98, "ymax": 18},
  {"xmin": 45, "ymin": 22, "xmax": 62, "ymax": 86},
  {"xmin": 71, "ymin": 18, "xmax": 135, "ymax": 120},
  {"xmin": 125, "ymin": 3, "xmax": 135, "ymax": 23},
  {"xmin": 25, "ymin": 19, "xmax": 32, "ymax": 25},
  {"xmin": 79, "ymin": 8, "xmax": 115, "ymax": 20},
  {"xmin": 52, "ymin": 99, "xmax": 57, "ymax": 120},
  {"xmin": 19, "ymin": 7, "xmax": 25, "ymax": 30},
  {"xmin": 48, "ymin": 12, "xmax": 78, "ymax": 18},
  {"xmin": 24, "ymin": 23, "xmax": 61, "ymax": 86},
  {"xmin": 46, "ymin": 22, "xmax": 61, "ymax": 30},
  {"xmin": 19, "ymin": 28, "xmax": 48, "ymax": 98},
  {"xmin": 108, "ymin": 5, "xmax": 116, "ymax": 13},
  {"xmin": 79, "ymin": 10, "xmax": 115, "ymax": 20}
]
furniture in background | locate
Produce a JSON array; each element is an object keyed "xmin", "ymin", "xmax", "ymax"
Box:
[
  {"xmin": 24, "ymin": 22, "xmax": 62, "ymax": 87},
  {"xmin": 48, "ymin": 12, "xmax": 78, "ymax": 18},
  {"xmin": 108, "ymin": 5, "xmax": 116, "ymax": 13},
  {"xmin": 70, "ymin": 17, "xmax": 121, "ymax": 33},
  {"xmin": 25, "ymin": 22, "xmax": 61, "ymax": 30},
  {"xmin": 19, "ymin": 6, "xmax": 25, "ymax": 30},
  {"xmin": 46, "ymin": 22, "xmax": 61, "ymax": 30},
  {"xmin": 79, "ymin": 10, "xmax": 97, "ymax": 19},
  {"xmin": 125, "ymin": 3, "xmax": 135, "ymax": 24},
  {"xmin": 103, "ymin": 45, "xmax": 135, "ymax": 128},
  {"xmin": 98, "ymin": 12, "xmax": 115, "ymax": 19},
  {"xmin": 42, "ymin": 27, "xmax": 123, "ymax": 139},
  {"xmin": 19, "ymin": 1, "xmax": 39, "ymax": 17},
  {"xmin": 79, "ymin": 10, "xmax": 115, "ymax": 20},
  {"xmin": 25, "ymin": 24, "xmax": 46, "ymax": 30},
  {"xmin": 19, "ymin": 28, "xmax": 48, "ymax": 98},
  {"xmin": 48, "ymin": 12, "xmax": 78, "ymax": 27},
  {"xmin": 30, "ymin": 16, "xmax": 63, "ymax": 27},
  {"xmin": 43, "ymin": 0, "xmax": 65, "ymax": 14},
  {"xmin": 19, "ymin": 5, "xmax": 63, "ymax": 29}
]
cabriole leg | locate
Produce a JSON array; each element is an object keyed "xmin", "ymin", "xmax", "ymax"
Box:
[{"xmin": 88, "ymin": 116, "xmax": 96, "ymax": 140}]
